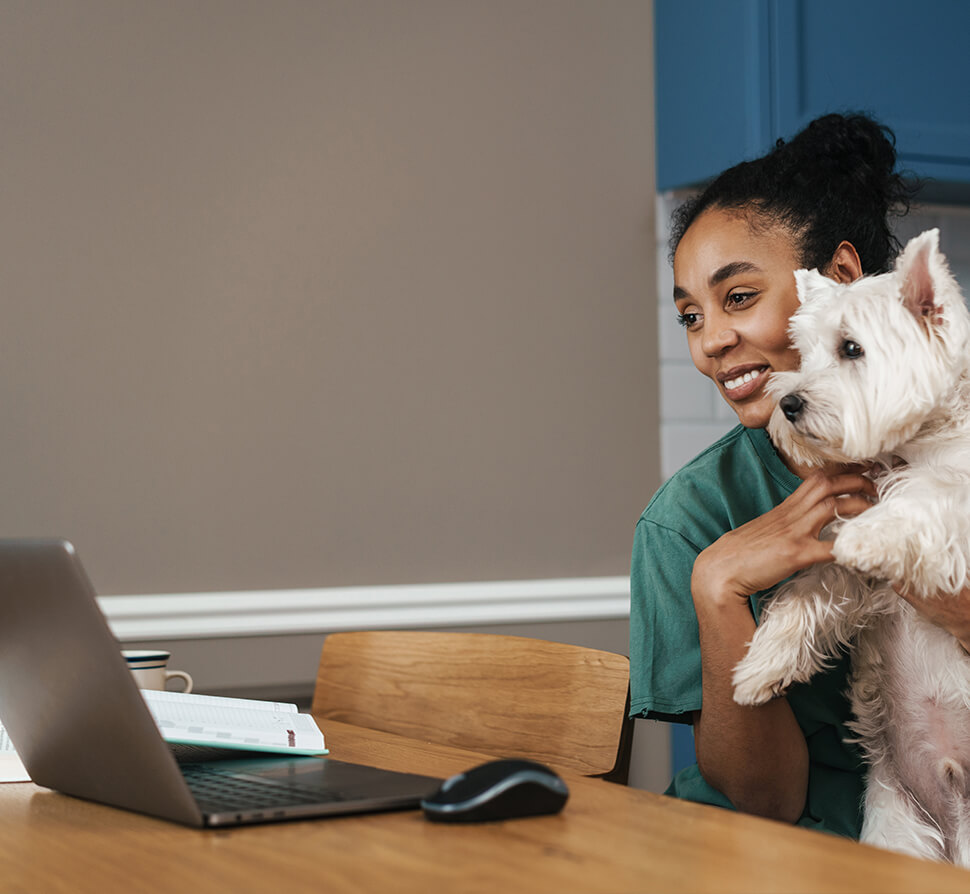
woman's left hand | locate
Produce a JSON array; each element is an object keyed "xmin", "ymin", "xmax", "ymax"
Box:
[{"xmin": 895, "ymin": 584, "xmax": 970, "ymax": 652}]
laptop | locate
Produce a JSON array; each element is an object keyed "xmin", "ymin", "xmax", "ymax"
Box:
[{"xmin": 0, "ymin": 538, "xmax": 441, "ymax": 827}]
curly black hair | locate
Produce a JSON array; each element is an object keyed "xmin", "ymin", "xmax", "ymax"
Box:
[{"xmin": 668, "ymin": 113, "xmax": 920, "ymax": 274}]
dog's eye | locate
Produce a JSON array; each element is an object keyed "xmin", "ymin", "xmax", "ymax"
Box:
[{"xmin": 839, "ymin": 339, "xmax": 864, "ymax": 360}]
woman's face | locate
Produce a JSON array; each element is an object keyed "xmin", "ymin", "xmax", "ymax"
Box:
[{"xmin": 672, "ymin": 208, "xmax": 804, "ymax": 430}]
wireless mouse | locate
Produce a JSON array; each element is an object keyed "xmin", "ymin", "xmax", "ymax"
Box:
[{"xmin": 421, "ymin": 758, "xmax": 569, "ymax": 823}]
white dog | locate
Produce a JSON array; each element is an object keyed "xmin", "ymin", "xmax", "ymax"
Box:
[{"xmin": 731, "ymin": 229, "xmax": 970, "ymax": 864}]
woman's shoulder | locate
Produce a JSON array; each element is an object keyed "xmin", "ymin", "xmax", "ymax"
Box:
[
  {"xmin": 639, "ymin": 425, "xmax": 797, "ymax": 540},
  {"xmin": 643, "ymin": 425, "xmax": 754, "ymax": 511}
]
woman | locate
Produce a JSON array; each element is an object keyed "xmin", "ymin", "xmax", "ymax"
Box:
[{"xmin": 628, "ymin": 113, "xmax": 967, "ymax": 837}]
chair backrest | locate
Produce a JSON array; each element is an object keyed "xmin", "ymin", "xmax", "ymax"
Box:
[{"xmin": 312, "ymin": 630, "xmax": 632, "ymax": 780}]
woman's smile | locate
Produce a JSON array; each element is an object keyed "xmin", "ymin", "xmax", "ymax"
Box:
[{"xmin": 718, "ymin": 364, "xmax": 770, "ymax": 400}]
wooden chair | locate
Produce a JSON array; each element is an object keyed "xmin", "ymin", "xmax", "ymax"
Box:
[{"xmin": 312, "ymin": 630, "xmax": 633, "ymax": 782}]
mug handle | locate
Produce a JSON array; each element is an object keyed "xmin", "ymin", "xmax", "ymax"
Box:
[{"xmin": 165, "ymin": 669, "xmax": 193, "ymax": 694}]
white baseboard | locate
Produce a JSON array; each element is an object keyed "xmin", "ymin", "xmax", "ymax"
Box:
[{"xmin": 99, "ymin": 576, "xmax": 630, "ymax": 641}]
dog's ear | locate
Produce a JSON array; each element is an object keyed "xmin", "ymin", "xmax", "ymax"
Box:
[
  {"xmin": 897, "ymin": 229, "xmax": 944, "ymax": 325},
  {"xmin": 793, "ymin": 268, "xmax": 830, "ymax": 305}
]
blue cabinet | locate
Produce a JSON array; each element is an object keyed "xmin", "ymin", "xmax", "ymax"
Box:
[{"xmin": 656, "ymin": 0, "xmax": 970, "ymax": 196}]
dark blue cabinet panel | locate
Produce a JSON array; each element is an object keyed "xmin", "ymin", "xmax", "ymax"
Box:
[
  {"xmin": 773, "ymin": 1, "xmax": 970, "ymax": 186},
  {"xmin": 655, "ymin": 0, "xmax": 773, "ymax": 191},
  {"xmin": 656, "ymin": 0, "xmax": 970, "ymax": 192}
]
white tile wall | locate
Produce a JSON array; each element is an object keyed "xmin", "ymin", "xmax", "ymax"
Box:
[{"xmin": 655, "ymin": 194, "xmax": 970, "ymax": 480}]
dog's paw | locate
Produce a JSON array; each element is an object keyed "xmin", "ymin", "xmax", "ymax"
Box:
[
  {"xmin": 732, "ymin": 660, "xmax": 790, "ymax": 706},
  {"xmin": 832, "ymin": 521, "xmax": 899, "ymax": 582},
  {"xmin": 834, "ymin": 514, "xmax": 960, "ymax": 595},
  {"xmin": 732, "ymin": 678, "xmax": 787, "ymax": 706}
]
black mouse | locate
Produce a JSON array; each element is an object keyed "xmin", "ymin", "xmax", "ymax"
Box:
[{"xmin": 421, "ymin": 758, "xmax": 569, "ymax": 823}]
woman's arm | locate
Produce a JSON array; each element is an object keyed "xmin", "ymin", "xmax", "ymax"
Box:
[
  {"xmin": 691, "ymin": 580, "xmax": 808, "ymax": 821},
  {"xmin": 895, "ymin": 587, "xmax": 970, "ymax": 652},
  {"xmin": 689, "ymin": 470, "xmax": 875, "ymax": 822}
]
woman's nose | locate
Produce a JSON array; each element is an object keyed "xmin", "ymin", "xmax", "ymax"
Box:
[{"xmin": 701, "ymin": 316, "xmax": 739, "ymax": 356}]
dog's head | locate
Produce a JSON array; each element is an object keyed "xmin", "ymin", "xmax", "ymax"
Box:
[{"xmin": 768, "ymin": 229, "xmax": 970, "ymax": 466}]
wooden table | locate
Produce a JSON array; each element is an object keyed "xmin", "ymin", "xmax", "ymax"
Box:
[{"xmin": 0, "ymin": 718, "xmax": 968, "ymax": 894}]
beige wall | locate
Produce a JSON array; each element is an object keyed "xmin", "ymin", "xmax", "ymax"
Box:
[{"xmin": 0, "ymin": 1, "xmax": 658, "ymax": 595}]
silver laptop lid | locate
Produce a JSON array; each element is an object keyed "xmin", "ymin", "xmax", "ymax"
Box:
[{"xmin": 0, "ymin": 539, "xmax": 203, "ymax": 825}]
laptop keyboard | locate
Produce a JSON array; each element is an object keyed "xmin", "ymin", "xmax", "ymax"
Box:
[{"xmin": 181, "ymin": 763, "xmax": 344, "ymax": 811}]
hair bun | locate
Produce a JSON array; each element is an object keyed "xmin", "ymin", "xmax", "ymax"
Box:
[
  {"xmin": 780, "ymin": 113, "xmax": 899, "ymax": 200},
  {"xmin": 669, "ymin": 112, "xmax": 919, "ymax": 274}
]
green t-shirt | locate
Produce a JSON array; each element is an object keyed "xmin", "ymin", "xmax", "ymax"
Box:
[{"xmin": 629, "ymin": 424, "xmax": 864, "ymax": 838}]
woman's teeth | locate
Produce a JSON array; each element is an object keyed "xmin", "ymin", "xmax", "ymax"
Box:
[{"xmin": 725, "ymin": 370, "xmax": 761, "ymax": 391}]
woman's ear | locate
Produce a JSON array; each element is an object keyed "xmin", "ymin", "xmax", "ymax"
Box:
[{"xmin": 825, "ymin": 241, "xmax": 863, "ymax": 283}]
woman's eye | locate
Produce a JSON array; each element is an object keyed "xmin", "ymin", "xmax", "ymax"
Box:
[
  {"xmin": 676, "ymin": 311, "xmax": 700, "ymax": 330},
  {"xmin": 727, "ymin": 291, "xmax": 757, "ymax": 307},
  {"xmin": 839, "ymin": 339, "xmax": 865, "ymax": 360}
]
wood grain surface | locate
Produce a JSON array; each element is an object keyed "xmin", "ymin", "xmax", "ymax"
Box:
[{"xmin": 0, "ymin": 718, "xmax": 968, "ymax": 893}]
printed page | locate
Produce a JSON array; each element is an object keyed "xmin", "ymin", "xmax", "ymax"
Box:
[
  {"xmin": 142, "ymin": 689, "xmax": 299, "ymax": 714},
  {"xmin": 142, "ymin": 690, "xmax": 326, "ymax": 755}
]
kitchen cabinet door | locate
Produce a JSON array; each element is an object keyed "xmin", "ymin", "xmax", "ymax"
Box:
[
  {"xmin": 772, "ymin": 0, "xmax": 970, "ymax": 190},
  {"xmin": 655, "ymin": 0, "xmax": 772, "ymax": 191},
  {"xmin": 656, "ymin": 0, "xmax": 970, "ymax": 194}
]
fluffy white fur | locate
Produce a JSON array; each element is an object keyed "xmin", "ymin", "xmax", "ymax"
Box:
[{"xmin": 731, "ymin": 229, "xmax": 970, "ymax": 863}]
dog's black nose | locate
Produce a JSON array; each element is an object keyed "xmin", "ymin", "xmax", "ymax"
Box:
[{"xmin": 779, "ymin": 393, "xmax": 804, "ymax": 422}]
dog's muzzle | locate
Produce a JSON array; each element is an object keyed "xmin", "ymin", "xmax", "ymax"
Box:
[{"xmin": 779, "ymin": 393, "xmax": 805, "ymax": 423}]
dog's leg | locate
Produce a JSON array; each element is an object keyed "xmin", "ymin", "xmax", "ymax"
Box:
[
  {"xmin": 851, "ymin": 612, "xmax": 970, "ymax": 865},
  {"xmin": 732, "ymin": 564, "xmax": 876, "ymax": 706},
  {"xmin": 945, "ymin": 801, "xmax": 970, "ymax": 868},
  {"xmin": 849, "ymin": 623, "xmax": 947, "ymax": 861},
  {"xmin": 833, "ymin": 477, "xmax": 970, "ymax": 599},
  {"xmin": 861, "ymin": 764, "xmax": 947, "ymax": 862}
]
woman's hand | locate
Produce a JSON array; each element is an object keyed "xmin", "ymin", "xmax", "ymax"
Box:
[
  {"xmin": 692, "ymin": 467, "xmax": 877, "ymax": 607},
  {"xmin": 895, "ymin": 585, "xmax": 970, "ymax": 652}
]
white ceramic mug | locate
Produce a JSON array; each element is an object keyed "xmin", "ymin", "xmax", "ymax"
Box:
[{"xmin": 122, "ymin": 650, "xmax": 193, "ymax": 693}]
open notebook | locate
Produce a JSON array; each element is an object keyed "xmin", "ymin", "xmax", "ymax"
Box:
[{"xmin": 0, "ymin": 687, "xmax": 328, "ymax": 784}]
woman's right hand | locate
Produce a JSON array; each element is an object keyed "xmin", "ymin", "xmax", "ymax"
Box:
[{"xmin": 691, "ymin": 467, "xmax": 877, "ymax": 607}]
